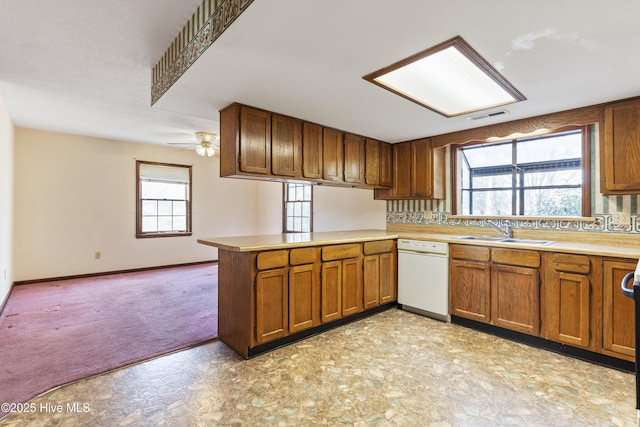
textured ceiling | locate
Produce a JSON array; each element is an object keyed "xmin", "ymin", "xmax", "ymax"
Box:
[{"xmin": 1, "ymin": 0, "xmax": 640, "ymax": 146}]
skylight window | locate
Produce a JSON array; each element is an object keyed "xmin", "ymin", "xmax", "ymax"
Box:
[{"xmin": 363, "ymin": 36, "xmax": 525, "ymax": 117}]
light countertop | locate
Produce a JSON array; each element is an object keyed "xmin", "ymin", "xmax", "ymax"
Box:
[{"xmin": 197, "ymin": 229, "xmax": 640, "ymax": 259}]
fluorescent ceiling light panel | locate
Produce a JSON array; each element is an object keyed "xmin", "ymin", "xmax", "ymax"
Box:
[{"xmin": 364, "ymin": 36, "xmax": 525, "ymax": 117}]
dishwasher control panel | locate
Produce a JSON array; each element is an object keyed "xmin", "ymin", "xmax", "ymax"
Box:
[{"xmin": 397, "ymin": 239, "xmax": 449, "ymax": 255}]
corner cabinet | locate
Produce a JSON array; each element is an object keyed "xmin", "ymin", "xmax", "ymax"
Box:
[
  {"xmin": 601, "ymin": 98, "xmax": 640, "ymax": 194},
  {"xmin": 220, "ymin": 104, "xmax": 271, "ymax": 177},
  {"xmin": 374, "ymin": 138, "xmax": 445, "ymax": 200}
]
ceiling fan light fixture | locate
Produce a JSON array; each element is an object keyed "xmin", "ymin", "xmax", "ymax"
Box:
[{"xmin": 195, "ymin": 132, "xmax": 219, "ymax": 157}]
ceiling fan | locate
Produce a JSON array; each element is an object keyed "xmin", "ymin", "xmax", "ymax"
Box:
[{"xmin": 168, "ymin": 132, "xmax": 220, "ymax": 157}]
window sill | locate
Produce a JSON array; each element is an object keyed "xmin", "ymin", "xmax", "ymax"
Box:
[
  {"xmin": 447, "ymin": 215, "xmax": 598, "ymax": 222},
  {"xmin": 136, "ymin": 232, "xmax": 193, "ymax": 239}
]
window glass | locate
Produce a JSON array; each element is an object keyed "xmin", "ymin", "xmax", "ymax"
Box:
[
  {"xmin": 458, "ymin": 128, "xmax": 586, "ymax": 217},
  {"xmin": 283, "ymin": 183, "xmax": 313, "ymax": 232},
  {"xmin": 137, "ymin": 161, "xmax": 192, "ymax": 237}
]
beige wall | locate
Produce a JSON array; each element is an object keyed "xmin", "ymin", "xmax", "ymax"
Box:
[
  {"xmin": 0, "ymin": 95, "xmax": 14, "ymax": 305},
  {"xmin": 13, "ymin": 128, "xmax": 387, "ymax": 281}
]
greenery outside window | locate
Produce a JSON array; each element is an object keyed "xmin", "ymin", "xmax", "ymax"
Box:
[
  {"xmin": 283, "ymin": 183, "xmax": 313, "ymax": 232},
  {"xmin": 456, "ymin": 127, "xmax": 590, "ymax": 217},
  {"xmin": 136, "ymin": 161, "xmax": 192, "ymax": 238}
]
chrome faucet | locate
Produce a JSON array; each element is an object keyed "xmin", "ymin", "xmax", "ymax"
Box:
[{"xmin": 486, "ymin": 219, "xmax": 512, "ymax": 238}]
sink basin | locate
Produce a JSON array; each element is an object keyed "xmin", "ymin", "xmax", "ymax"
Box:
[
  {"xmin": 498, "ymin": 238, "xmax": 556, "ymax": 246},
  {"xmin": 456, "ymin": 236, "xmax": 555, "ymax": 245},
  {"xmin": 456, "ymin": 236, "xmax": 504, "ymax": 241}
]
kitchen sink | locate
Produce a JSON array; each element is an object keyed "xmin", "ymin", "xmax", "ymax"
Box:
[
  {"xmin": 456, "ymin": 236, "xmax": 555, "ymax": 245},
  {"xmin": 456, "ymin": 236, "xmax": 505, "ymax": 241}
]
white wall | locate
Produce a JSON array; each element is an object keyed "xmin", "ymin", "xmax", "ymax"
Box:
[
  {"xmin": 0, "ymin": 95, "xmax": 14, "ymax": 305},
  {"xmin": 314, "ymin": 185, "xmax": 386, "ymax": 231},
  {"xmin": 13, "ymin": 128, "xmax": 264, "ymax": 281}
]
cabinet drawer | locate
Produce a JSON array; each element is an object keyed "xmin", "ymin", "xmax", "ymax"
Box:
[
  {"xmin": 450, "ymin": 245, "xmax": 490, "ymax": 262},
  {"xmin": 550, "ymin": 253, "xmax": 590, "ymax": 273},
  {"xmin": 363, "ymin": 240, "xmax": 395, "ymax": 255},
  {"xmin": 256, "ymin": 250, "xmax": 289, "ymax": 270},
  {"xmin": 322, "ymin": 244, "xmax": 361, "ymax": 261},
  {"xmin": 289, "ymin": 247, "xmax": 318, "ymax": 265},
  {"xmin": 492, "ymin": 248, "xmax": 540, "ymax": 268}
]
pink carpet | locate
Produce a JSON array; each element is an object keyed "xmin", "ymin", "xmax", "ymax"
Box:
[{"xmin": 0, "ymin": 263, "xmax": 218, "ymax": 417}]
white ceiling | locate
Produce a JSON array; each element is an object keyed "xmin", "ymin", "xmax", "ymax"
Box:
[{"xmin": 2, "ymin": 0, "xmax": 640, "ymax": 146}]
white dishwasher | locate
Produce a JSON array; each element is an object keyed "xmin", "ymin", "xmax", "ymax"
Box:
[{"xmin": 397, "ymin": 239, "xmax": 450, "ymax": 322}]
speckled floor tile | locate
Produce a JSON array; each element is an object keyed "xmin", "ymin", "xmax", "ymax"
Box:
[{"xmin": 0, "ymin": 309, "xmax": 637, "ymax": 426}]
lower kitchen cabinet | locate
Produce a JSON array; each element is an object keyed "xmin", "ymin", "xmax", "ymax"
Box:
[
  {"xmin": 363, "ymin": 240, "xmax": 397, "ymax": 309},
  {"xmin": 602, "ymin": 258, "xmax": 636, "ymax": 361},
  {"xmin": 255, "ymin": 268, "xmax": 289, "ymax": 344},
  {"xmin": 450, "ymin": 245, "xmax": 540, "ymax": 336},
  {"xmin": 342, "ymin": 258, "xmax": 363, "ymax": 316},
  {"xmin": 321, "ymin": 243, "xmax": 363, "ymax": 320},
  {"xmin": 321, "ymin": 261, "xmax": 343, "ymax": 323},
  {"xmin": 289, "ymin": 263, "xmax": 317, "ymax": 333},
  {"xmin": 449, "ymin": 245, "xmax": 491, "ymax": 323},
  {"xmin": 541, "ymin": 253, "xmax": 594, "ymax": 350},
  {"xmin": 491, "ymin": 264, "xmax": 540, "ymax": 335}
]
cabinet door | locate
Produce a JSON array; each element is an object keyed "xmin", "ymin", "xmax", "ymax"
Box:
[
  {"xmin": 555, "ymin": 272, "xmax": 591, "ymax": 348},
  {"xmin": 239, "ymin": 106, "xmax": 270, "ymax": 174},
  {"xmin": 322, "ymin": 128, "xmax": 343, "ymax": 182},
  {"xmin": 344, "ymin": 133, "xmax": 365, "ymax": 184},
  {"xmin": 393, "ymin": 142, "xmax": 412, "ymax": 198},
  {"xmin": 255, "ymin": 269, "xmax": 288, "ymax": 344},
  {"xmin": 450, "ymin": 260, "xmax": 491, "ymax": 322},
  {"xmin": 271, "ymin": 114, "xmax": 301, "ymax": 177},
  {"xmin": 321, "ymin": 261, "xmax": 342, "ymax": 322},
  {"xmin": 603, "ymin": 259, "xmax": 636, "ymax": 360},
  {"xmin": 379, "ymin": 142, "xmax": 392, "ymax": 187},
  {"xmin": 491, "ymin": 265, "xmax": 540, "ymax": 335},
  {"xmin": 411, "ymin": 138, "xmax": 433, "ymax": 198},
  {"xmin": 378, "ymin": 252, "xmax": 396, "ymax": 304},
  {"xmin": 342, "ymin": 258, "xmax": 363, "ymax": 316},
  {"xmin": 289, "ymin": 264, "xmax": 317, "ymax": 333},
  {"xmin": 363, "ymin": 255, "xmax": 380, "ymax": 310},
  {"xmin": 603, "ymin": 99, "xmax": 640, "ymax": 192},
  {"xmin": 364, "ymin": 138, "xmax": 380, "ymax": 186},
  {"xmin": 302, "ymin": 122, "xmax": 322, "ymax": 179}
]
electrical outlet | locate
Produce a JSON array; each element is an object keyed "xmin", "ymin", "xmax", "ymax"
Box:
[
  {"xmin": 95, "ymin": 252, "xmax": 101, "ymax": 260},
  {"xmin": 424, "ymin": 210, "xmax": 433, "ymax": 220},
  {"xmin": 612, "ymin": 212, "xmax": 631, "ymax": 225}
]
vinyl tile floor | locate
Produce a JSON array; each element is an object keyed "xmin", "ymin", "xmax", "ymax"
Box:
[{"xmin": 0, "ymin": 308, "xmax": 637, "ymax": 427}]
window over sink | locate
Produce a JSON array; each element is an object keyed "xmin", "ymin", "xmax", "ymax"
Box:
[{"xmin": 454, "ymin": 126, "xmax": 590, "ymax": 217}]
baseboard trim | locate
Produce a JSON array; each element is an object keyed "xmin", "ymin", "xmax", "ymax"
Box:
[
  {"xmin": 13, "ymin": 260, "xmax": 218, "ymax": 286},
  {"xmin": 0, "ymin": 281, "xmax": 14, "ymax": 317},
  {"xmin": 451, "ymin": 315, "xmax": 634, "ymax": 373}
]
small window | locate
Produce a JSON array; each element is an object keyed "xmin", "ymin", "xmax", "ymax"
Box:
[
  {"xmin": 456, "ymin": 127, "xmax": 589, "ymax": 217},
  {"xmin": 283, "ymin": 183, "xmax": 313, "ymax": 233},
  {"xmin": 136, "ymin": 161, "xmax": 192, "ymax": 238}
]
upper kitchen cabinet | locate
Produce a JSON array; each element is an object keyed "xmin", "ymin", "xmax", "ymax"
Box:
[
  {"xmin": 602, "ymin": 98, "xmax": 640, "ymax": 193},
  {"xmin": 272, "ymin": 114, "xmax": 302, "ymax": 177},
  {"xmin": 322, "ymin": 127, "xmax": 344, "ymax": 182},
  {"xmin": 220, "ymin": 103, "xmax": 271, "ymax": 178},
  {"xmin": 374, "ymin": 138, "xmax": 444, "ymax": 200},
  {"xmin": 344, "ymin": 133, "xmax": 365, "ymax": 185},
  {"xmin": 364, "ymin": 138, "xmax": 392, "ymax": 187},
  {"xmin": 301, "ymin": 122, "xmax": 323, "ymax": 180}
]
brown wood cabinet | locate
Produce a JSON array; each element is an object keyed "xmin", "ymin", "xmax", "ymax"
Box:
[
  {"xmin": 321, "ymin": 243, "xmax": 363, "ymax": 319},
  {"xmin": 255, "ymin": 268, "xmax": 288, "ymax": 344},
  {"xmin": 374, "ymin": 138, "xmax": 444, "ymax": 200},
  {"xmin": 541, "ymin": 253, "xmax": 594, "ymax": 350},
  {"xmin": 449, "ymin": 245, "xmax": 540, "ymax": 336},
  {"xmin": 450, "ymin": 245, "xmax": 491, "ymax": 322},
  {"xmin": 220, "ymin": 103, "xmax": 271, "ymax": 177},
  {"xmin": 271, "ymin": 114, "xmax": 302, "ymax": 177},
  {"xmin": 322, "ymin": 127, "xmax": 343, "ymax": 182},
  {"xmin": 220, "ymin": 103, "xmax": 390, "ymax": 189},
  {"xmin": 602, "ymin": 258, "xmax": 636, "ymax": 361},
  {"xmin": 602, "ymin": 98, "xmax": 640, "ymax": 193},
  {"xmin": 363, "ymin": 240, "xmax": 397, "ymax": 309},
  {"xmin": 302, "ymin": 122, "xmax": 323, "ymax": 179},
  {"xmin": 341, "ymin": 257, "xmax": 363, "ymax": 316},
  {"xmin": 344, "ymin": 133, "xmax": 365, "ymax": 185}
]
